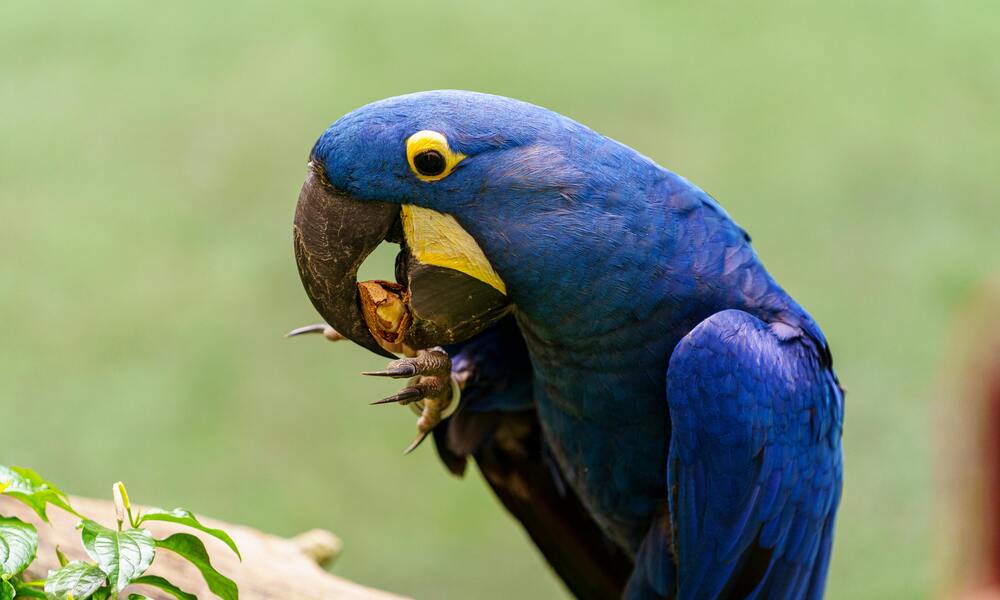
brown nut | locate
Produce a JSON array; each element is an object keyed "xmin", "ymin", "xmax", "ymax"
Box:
[{"xmin": 357, "ymin": 280, "xmax": 411, "ymax": 350}]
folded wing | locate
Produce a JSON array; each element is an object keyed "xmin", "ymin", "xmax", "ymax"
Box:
[{"xmin": 658, "ymin": 309, "xmax": 843, "ymax": 600}]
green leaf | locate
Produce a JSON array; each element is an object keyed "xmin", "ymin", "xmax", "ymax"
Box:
[
  {"xmin": 78, "ymin": 521, "xmax": 154, "ymax": 592},
  {"xmin": 43, "ymin": 561, "xmax": 106, "ymax": 599},
  {"xmin": 89, "ymin": 588, "xmax": 111, "ymax": 600},
  {"xmin": 155, "ymin": 534, "xmax": 236, "ymax": 600},
  {"xmin": 12, "ymin": 582, "xmax": 45, "ymax": 599},
  {"xmin": 129, "ymin": 576, "xmax": 195, "ymax": 600},
  {"xmin": 0, "ymin": 467, "xmax": 78, "ymax": 523},
  {"xmin": 0, "ymin": 579, "xmax": 14, "ymax": 600},
  {"xmin": 0, "ymin": 518, "xmax": 38, "ymax": 577},
  {"xmin": 137, "ymin": 509, "xmax": 240, "ymax": 559},
  {"xmin": 126, "ymin": 596, "xmax": 151, "ymax": 600},
  {"xmin": 12, "ymin": 579, "xmax": 46, "ymax": 598}
]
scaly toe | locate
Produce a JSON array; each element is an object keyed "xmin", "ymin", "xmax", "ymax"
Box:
[{"xmin": 362, "ymin": 348, "xmax": 450, "ymax": 379}]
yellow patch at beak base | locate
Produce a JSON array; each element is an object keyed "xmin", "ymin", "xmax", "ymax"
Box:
[{"xmin": 400, "ymin": 205, "xmax": 507, "ymax": 295}]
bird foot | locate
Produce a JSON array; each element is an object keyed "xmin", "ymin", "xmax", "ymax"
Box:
[
  {"xmin": 287, "ymin": 326, "xmax": 456, "ymax": 454},
  {"xmin": 364, "ymin": 348, "xmax": 457, "ymax": 454}
]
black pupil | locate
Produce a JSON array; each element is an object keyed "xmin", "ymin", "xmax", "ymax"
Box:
[{"xmin": 414, "ymin": 150, "xmax": 446, "ymax": 176}]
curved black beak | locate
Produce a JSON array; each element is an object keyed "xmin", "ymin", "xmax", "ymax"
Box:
[{"xmin": 293, "ymin": 165, "xmax": 399, "ymax": 358}]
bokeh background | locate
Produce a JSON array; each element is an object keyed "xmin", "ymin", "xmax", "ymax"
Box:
[{"xmin": 2, "ymin": 1, "xmax": 997, "ymax": 598}]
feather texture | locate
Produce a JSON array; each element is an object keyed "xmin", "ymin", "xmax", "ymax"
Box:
[{"xmin": 638, "ymin": 310, "xmax": 843, "ymax": 600}]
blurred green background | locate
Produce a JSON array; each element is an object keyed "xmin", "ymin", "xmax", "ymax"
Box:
[{"xmin": 2, "ymin": 1, "xmax": 997, "ymax": 598}]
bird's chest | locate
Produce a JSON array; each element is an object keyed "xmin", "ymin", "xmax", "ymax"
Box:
[
  {"xmin": 511, "ymin": 267, "xmax": 724, "ymax": 552},
  {"xmin": 523, "ymin": 327, "xmax": 684, "ymax": 554},
  {"xmin": 535, "ymin": 378, "xmax": 666, "ymax": 553}
]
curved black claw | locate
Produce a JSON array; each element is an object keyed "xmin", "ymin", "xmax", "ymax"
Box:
[
  {"xmin": 285, "ymin": 323, "xmax": 344, "ymax": 342},
  {"xmin": 362, "ymin": 362, "xmax": 418, "ymax": 379},
  {"xmin": 361, "ymin": 348, "xmax": 450, "ymax": 379},
  {"xmin": 371, "ymin": 376, "xmax": 448, "ymax": 406},
  {"xmin": 371, "ymin": 387, "xmax": 423, "ymax": 406}
]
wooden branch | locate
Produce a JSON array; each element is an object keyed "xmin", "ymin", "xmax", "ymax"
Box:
[{"xmin": 0, "ymin": 495, "xmax": 409, "ymax": 600}]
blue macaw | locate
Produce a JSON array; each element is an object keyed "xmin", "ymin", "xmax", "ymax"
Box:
[{"xmin": 290, "ymin": 91, "xmax": 844, "ymax": 599}]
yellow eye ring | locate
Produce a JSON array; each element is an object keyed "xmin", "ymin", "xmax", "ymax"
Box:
[{"xmin": 406, "ymin": 130, "xmax": 465, "ymax": 182}]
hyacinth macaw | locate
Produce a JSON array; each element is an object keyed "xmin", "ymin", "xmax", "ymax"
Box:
[{"xmin": 289, "ymin": 90, "xmax": 844, "ymax": 600}]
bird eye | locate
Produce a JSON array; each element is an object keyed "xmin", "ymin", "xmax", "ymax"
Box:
[
  {"xmin": 413, "ymin": 150, "xmax": 446, "ymax": 177},
  {"xmin": 406, "ymin": 130, "xmax": 465, "ymax": 182}
]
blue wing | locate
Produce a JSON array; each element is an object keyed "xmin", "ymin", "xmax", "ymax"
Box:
[{"xmin": 631, "ymin": 309, "xmax": 843, "ymax": 600}]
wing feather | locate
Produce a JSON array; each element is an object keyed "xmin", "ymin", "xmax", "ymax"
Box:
[{"xmin": 641, "ymin": 309, "xmax": 842, "ymax": 600}]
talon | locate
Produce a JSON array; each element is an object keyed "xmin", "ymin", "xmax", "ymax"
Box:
[
  {"xmin": 371, "ymin": 387, "xmax": 423, "ymax": 406},
  {"xmin": 404, "ymin": 430, "xmax": 430, "ymax": 455},
  {"xmin": 361, "ymin": 363, "xmax": 418, "ymax": 378},
  {"xmin": 371, "ymin": 375, "xmax": 448, "ymax": 406},
  {"xmin": 286, "ymin": 323, "xmax": 343, "ymax": 342}
]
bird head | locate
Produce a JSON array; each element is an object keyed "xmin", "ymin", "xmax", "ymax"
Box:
[{"xmin": 294, "ymin": 90, "xmax": 661, "ymax": 356}]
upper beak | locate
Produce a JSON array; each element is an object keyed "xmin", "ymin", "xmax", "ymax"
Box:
[{"xmin": 293, "ymin": 165, "xmax": 399, "ymax": 358}]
